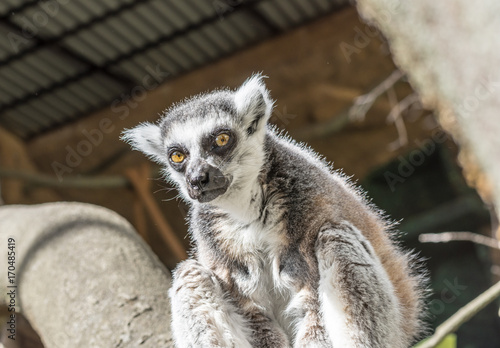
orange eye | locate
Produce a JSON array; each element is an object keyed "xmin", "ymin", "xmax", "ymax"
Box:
[
  {"xmin": 215, "ymin": 133, "xmax": 230, "ymax": 147},
  {"xmin": 170, "ymin": 151, "xmax": 185, "ymax": 163}
]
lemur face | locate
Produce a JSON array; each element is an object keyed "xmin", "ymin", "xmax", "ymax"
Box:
[
  {"xmin": 159, "ymin": 96, "xmax": 240, "ymax": 203},
  {"xmin": 122, "ymin": 75, "xmax": 274, "ymax": 205}
]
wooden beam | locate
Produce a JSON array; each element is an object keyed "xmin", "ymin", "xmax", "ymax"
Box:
[
  {"xmin": 126, "ymin": 166, "xmax": 187, "ymax": 262},
  {"xmin": 130, "ymin": 163, "xmax": 151, "ymax": 244},
  {"xmin": 0, "ymin": 167, "xmax": 129, "ymax": 189}
]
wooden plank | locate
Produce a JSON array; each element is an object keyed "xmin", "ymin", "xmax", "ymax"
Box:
[{"xmin": 126, "ymin": 165, "xmax": 187, "ymax": 262}]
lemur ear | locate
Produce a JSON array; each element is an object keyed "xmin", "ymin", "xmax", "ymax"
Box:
[
  {"xmin": 121, "ymin": 123, "xmax": 165, "ymax": 163},
  {"xmin": 234, "ymin": 74, "xmax": 274, "ymax": 135}
]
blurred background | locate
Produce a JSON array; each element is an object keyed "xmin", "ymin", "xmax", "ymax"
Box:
[{"xmin": 0, "ymin": 0, "xmax": 499, "ymax": 347}]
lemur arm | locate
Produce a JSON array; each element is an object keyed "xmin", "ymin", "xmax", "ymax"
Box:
[
  {"xmin": 169, "ymin": 259, "xmax": 253, "ymax": 348},
  {"xmin": 170, "ymin": 259, "xmax": 289, "ymax": 348},
  {"xmin": 302, "ymin": 221, "xmax": 404, "ymax": 348}
]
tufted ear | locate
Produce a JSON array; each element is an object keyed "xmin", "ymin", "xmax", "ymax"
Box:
[
  {"xmin": 234, "ymin": 74, "xmax": 274, "ymax": 135},
  {"xmin": 121, "ymin": 122, "xmax": 165, "ymax": 163}
]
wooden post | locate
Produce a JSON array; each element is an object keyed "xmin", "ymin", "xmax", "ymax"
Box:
[
  {"xmin": 126, "ymin": 164, "xmax": 187, "ymax": 262},
  {"xmin": 129, "ymin": 164, "xmax": 150, "ymax": 244}
]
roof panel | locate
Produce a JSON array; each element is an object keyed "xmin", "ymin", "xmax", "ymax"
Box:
[
  {"xmin": 74, "ymin": 29, "xmax": 121, "ymax": 62},
  {"xmin": 0, "ymin": 23, "xmax": 37, "ymax": 59},
  {"xmin": 187, "ymin": 31, "xmax": 219, "ymax": 60},
  {"xmin": 143, "ymin": 49, "xmax": 180, "ymax": 77},
  {"xmin": 17, "ymin": 102, "xmax": 52, "ymax": 127},
  {"xmin": 293, "ymin": 0, "xmax": 321, "ymax": 19},
  {"xmin": 0, "ymin": 0, "xmax": 348, "ymax": 139},
  {"xmin": 170, "ymin": 0, "xmax": 203, "ymax": 23},
  {"xmin": 0, "ymin": 3, "xmax": 11, "ymax": 16},
  {"xmin": 4, "ymin": 0, "xmax": 25, "ymax": 10},
  {"xmin": 121, "ymin": 10, "xmax": 160, "ymax": 43},
  {"xmin": 28, "ymin": 51, "xmax": 66, "ymax": 82},
  {"xmin": 0, "ymin": 72, "xmax": 26, "ymax": 100},
  {"xmin": 62, "ymin": 34, "xmax": 106, "ymax": 65},
  {"xmin": 201, "ymin": 24, "xmax": 233, "ymax": 53},
  {"xmin": 229, "ymin": 11, "xmax": 272, "ymax": 41},
  {"xmin": 81, "ymin": 1, "xmax": 108, "ymax": 17},
  {"xmin": 255, "ymin": 1, "xmax": 292, "ymax": 30},
  {"xmin": 66, "ymin": 82, "xmax": 99, "ymax": 106},
  {"xmin": 0, "ymin": 86, "xmax": 15, "ymax": 104},
  {"xmin": 215, "ymin": 19, "xmax": 246, "ymax": 48},
  {"xmin": 115, "ymin": 60, "xmax": 146, "ymax": 84},
  {"xmin": 274, "ymin": 0, "xmax": 304, "ymax": 25},
  {"xmin": 151, "ymin": 1, "xmax": 189, "ymax": 30},
  {"xmin": 136, "ymin": 3, "xmax": 175, "ymax": 37},
  {"xmin": 53, "ymin": 89, "xmax": 89, "ymax": 114},
  {"xmin": 89, "ymin": 22, "xmax": 133, "ymax": 57},
  {"xmin": 159, "ymin": 42, "xmax": 193, "ymax": 71},
  {"xmin": 1, "ymin": 64, "xmax": 39, "ymax": 96},
  {"xmin": 29, "ymin": 97, "xmax": 65, "ymax": 123},
  {"xmin": 2, "ymin": 109, "xmax": 39, "ymax": 137},
  {"xmin": 101, "ymin": 0, "xmax": 135, "ymax": 9},
  {"xmin": 40, "ymin": 49, "xmax": 87, "ymax": 76},
  {"xmin": 192, "ymin": 0, "xmax": 217, "ymax": 17}
]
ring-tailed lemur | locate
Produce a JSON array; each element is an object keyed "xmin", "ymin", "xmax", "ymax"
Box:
[{"xmin": 122, "ymin": 75, "xmax": 425, "ymax": 348}]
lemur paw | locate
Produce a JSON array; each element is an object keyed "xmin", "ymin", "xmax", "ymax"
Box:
[{"xmin": 171, "ymin": 259, "xmax": 220, "ymax": 296}]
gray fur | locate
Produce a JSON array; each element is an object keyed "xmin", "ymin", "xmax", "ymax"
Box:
[{"xmin": 122, "ymin": 74, "xmax": 425, "ymax": 348}]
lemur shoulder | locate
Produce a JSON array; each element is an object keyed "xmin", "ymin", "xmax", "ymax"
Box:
[{"xmin": 123, "ymin": 75, "xmax": 425, "ymax": 348}]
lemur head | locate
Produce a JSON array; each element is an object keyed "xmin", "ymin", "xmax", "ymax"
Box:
[{"xmin": 122, "ymin": 74, "xmax": 274, "ymax": 205}]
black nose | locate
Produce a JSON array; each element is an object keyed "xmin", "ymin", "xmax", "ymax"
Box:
[
  {"xmin": 186, "ymin": 161, "xmax": 229, "ymax": 202},
  {"xmin": 187, "ymin": 161, "xmax": 227, "ymax": 194},
  {"xmin": 189, "ymin": 171, "xmax": 209, "ymax": 189},
  {"xmin": 187, "ymin": 160, "xmax": 214, "ymax": 190}
]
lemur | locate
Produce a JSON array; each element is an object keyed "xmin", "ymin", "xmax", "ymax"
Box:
[{"xmin": 122, "ymin": 75, "xmax": 425, "ymax": 348}]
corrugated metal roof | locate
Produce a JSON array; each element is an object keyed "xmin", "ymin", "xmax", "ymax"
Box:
[{"xmin": 0, "ymin": 0, "xmax": 347, "ymax": 139}]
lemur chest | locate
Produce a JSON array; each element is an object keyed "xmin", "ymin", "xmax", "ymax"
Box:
[
  {"xmin": 219, "ymin": 219, "xmax": 297, "ymax": 307},
  {"xmin": 226, "ymin": 225, "xmax": 286, "ymax": 310},
  {"xmin": 204, "ymin": 212, "xmax": 309, "ymax": 336}
]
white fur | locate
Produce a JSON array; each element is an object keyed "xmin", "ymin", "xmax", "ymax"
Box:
[
  {"xmin": 125, "ymin": 75, "xmax": 417, "ymax": 348},
  {"xmin": 169, "ymin": 283, "xmax": 252, "ymax": 348},
  {"xmin": 214, "ymin": 158, "xmax": 264, "ymax": 223},
  {"xmin": 234, "ymin": 74, "xmax": 274, "ymax": 133},
  {"xmin": 201, "ymin": 204, "xmax": 295, "ymax": 338},
  {"xmin": 272, "ymin": 131, "xmax": 370, "ymax": 209},
  {"xmin": 318, "ymin": 263, "xmax": 356, "ymax": 348},
  {"xmin": 121, "ymin": 123, "xmax": 165, "ymax": 164},
  {"xmin": 166, "ymin": 117, "xmax": 233, "ymax": 201}
]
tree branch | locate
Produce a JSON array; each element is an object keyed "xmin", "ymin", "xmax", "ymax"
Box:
[
  {"xmin": 417, "ymin": 280, "xmax": 500, "ymax": 348},
  {"xmin": 349, "ymin": 69, "xmax": 405, "ymax": 121},
  {"xmin": 386, "ymin": 86, "xmax": 408, "ymax": 150},
  {"xmin": 419, "ymin": 231, "xmax": 500, "ymax": 250},
  {"xmin": 293, "ymin": 70, "xmax": 409, "ymax": 141}
]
